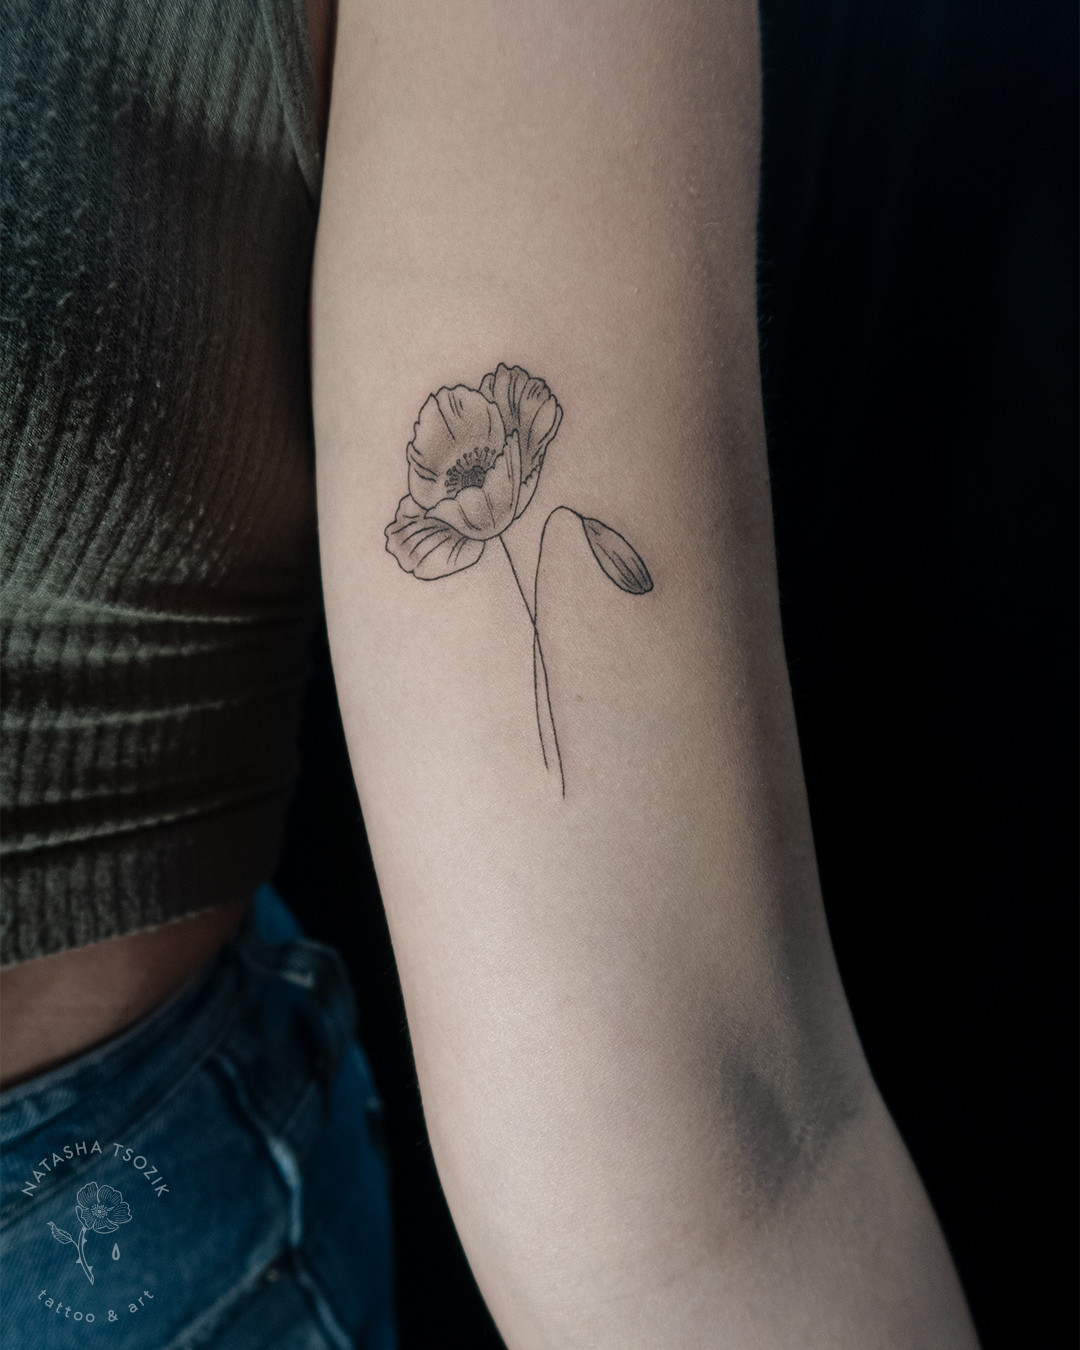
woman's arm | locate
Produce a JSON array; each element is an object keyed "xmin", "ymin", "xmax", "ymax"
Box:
[{"xmin": 310, "ymin": 2, "xmax": 978, "ymax": 1343}]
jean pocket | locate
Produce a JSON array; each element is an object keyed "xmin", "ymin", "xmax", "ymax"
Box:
[{"xmin": 169, "ymin": 1250, "xmax": 342, "ymax": 1350}]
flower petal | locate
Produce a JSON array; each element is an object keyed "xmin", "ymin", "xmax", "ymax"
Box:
[
  {"xmin": 518, "ymin": 376, "xmax": 562, "ymax": 469},
  {"xmin": 505, "ymin": 427, "xmax": 522, "ymax": 518},
  {"xmin": 427, "ymin": 492, "xmax": 484, "ymax": 537},
  {"xmin": 408, "ymin": 458, "xmax": 451, "ymax": 513},
  {"xmin": 76, "ymin": 1183, "xmax": 98, "ymax": 1209},
  {"xmin": 385, "ymin": 495, "xmax": 485, "ymax": 580},
  {"xmin": 517, "ymin": 446, "xmax": 549, "ymax": 517},
  {"xmin": 427, "ymin": 433, "xmax": 520, "ymax": 539},
  {"xmin": 96, "ymin": 1185, "xmax": 123, "ymax": 1207},
  {"xmin": 479, "ymin": 364, "xmax": 561, "ymax": 516},
  {"xmin": 407, "ymin": 387, "xmax": 506, "ymax": 509}
]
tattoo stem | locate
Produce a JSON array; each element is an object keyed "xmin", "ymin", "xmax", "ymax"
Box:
[{"xmin": 498, "ymin": 535, "xmax": 565, "ymax": 794}]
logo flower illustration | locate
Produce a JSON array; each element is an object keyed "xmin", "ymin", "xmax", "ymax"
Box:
[
  {"xmin": 386, "ymin": 364, "xmax": 652, "ymax": 791},
  {"xmin": 48, "ymin": 1182, "xmax": 132, "ymax": 1284}
]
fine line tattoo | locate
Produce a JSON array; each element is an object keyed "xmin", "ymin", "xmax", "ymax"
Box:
[{"xmin": 385, "ymin": 364, "xmax": 652, "ymax": 793}]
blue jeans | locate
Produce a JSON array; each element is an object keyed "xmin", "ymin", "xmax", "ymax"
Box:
[{"xmin": 0, "ymin": 885, "xmax": 396, "ymax": 1348}]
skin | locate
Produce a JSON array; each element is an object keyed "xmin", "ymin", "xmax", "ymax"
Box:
[
  {"xmin": 310, "ymin": 1, "xmax": 980, "ymax": 1346},
  {"xmin": 3, "ymin": 3, "xmax": 979, "ymax": 1346},
  {"xmin": 0, "ymin": 897, "xmax": 251, "ymax": 1089}
]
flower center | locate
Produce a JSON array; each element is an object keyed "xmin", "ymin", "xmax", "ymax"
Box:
[
  {"xmin": 444, "ymin": 445, "xmax": 498, "ymax": 497},
  {"xmin": 459, "ymin": 465, "xmax": 487, "ymax": 490},
  {"xmin": 91, "ymin": 1204, "xmax": 109, "ymax": 1217}
]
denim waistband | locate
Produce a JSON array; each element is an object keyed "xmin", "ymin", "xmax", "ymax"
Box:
[
  {"xmin": 0, "ymin": 885, "xmax": 358, "ymax": 1222},
  {"xmin": 0, "ymin": 887, "xmax": 392, "ymax": 1349}
]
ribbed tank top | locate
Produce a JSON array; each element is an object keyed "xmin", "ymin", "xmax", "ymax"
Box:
[{"xmin": 1, "ymin": 0, "xmax": 325, "ymax": 964}]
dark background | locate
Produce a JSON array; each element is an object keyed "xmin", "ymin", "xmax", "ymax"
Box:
[{"xmin": 275, "ymin": 1, "xmax": 1078, "ymax": 1345}]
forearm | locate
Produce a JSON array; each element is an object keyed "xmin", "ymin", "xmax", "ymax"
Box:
[{"xmin": 311, "ymin": 1, "xmax": 976, "ymax": 1343}]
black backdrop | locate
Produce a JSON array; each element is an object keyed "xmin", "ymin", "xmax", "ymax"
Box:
[{"xmin": 274, "ymin": 2, "xmax": 1078, "ymax": 1345}]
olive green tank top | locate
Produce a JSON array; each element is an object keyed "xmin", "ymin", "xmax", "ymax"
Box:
[{"xmin": 1, "ymin": 0, "xmax": 325, "ymax": 964}]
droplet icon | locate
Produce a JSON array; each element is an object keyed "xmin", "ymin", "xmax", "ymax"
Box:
[{"xmin": 112, "ymin": 1243, "xmax": 120, "ymax": 1261}]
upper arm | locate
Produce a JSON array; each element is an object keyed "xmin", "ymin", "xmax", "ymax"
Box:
[
  {"xmin": 309, "ymin": 0, "xmax": 867, "ymax": 1336},
  {"xmin": 313, "ymin": 1, "xmax": 795, "ymax": 916}
]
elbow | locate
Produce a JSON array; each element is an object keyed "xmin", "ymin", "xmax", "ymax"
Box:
[{"xmin": 706, "ymin": 1023, "xmax": 874, "ymax": 1224}]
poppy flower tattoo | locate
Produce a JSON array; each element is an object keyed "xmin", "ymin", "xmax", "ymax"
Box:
[{"xmin": 386, "ymin": 364, "xmax": 652, "ymax": 793}]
